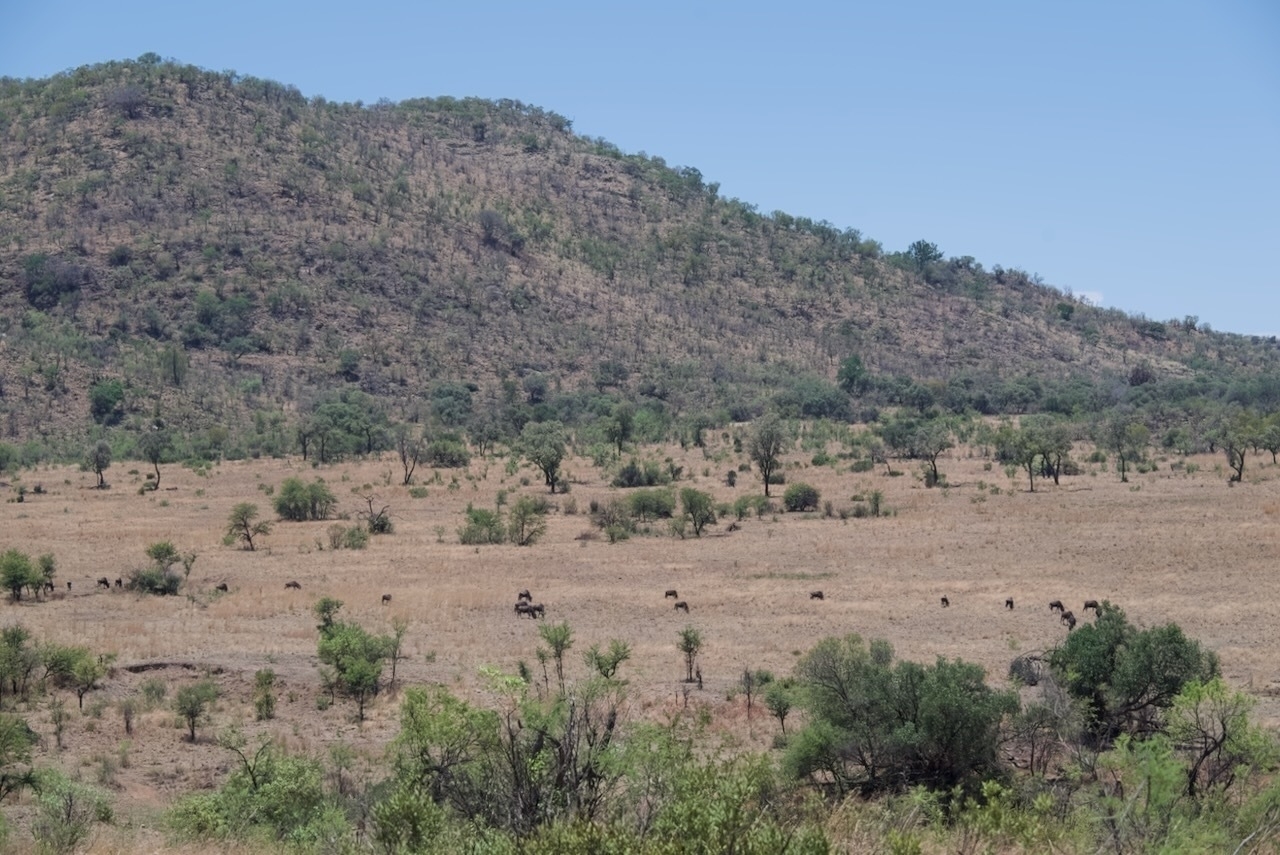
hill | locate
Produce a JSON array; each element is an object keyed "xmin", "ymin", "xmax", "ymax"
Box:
[{"xmin": 1, "ymin": 55, "xmax": 1278, "ymax": 459}]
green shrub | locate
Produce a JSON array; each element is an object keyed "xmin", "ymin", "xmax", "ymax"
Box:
[
  {"xmin": 612, "ymin": 458, "xmax": 669, "ymax": 488},
  {"xmin": 783, "ymin": 482, "xmax": 820, "ymax": 512},
  {"xmin": 273, "ymin": 477, "xmax": 336, "ymax": 521},
  {"xmin": 128, "ymin": 566, "xmax": 182, "ymax": 595},
  {"xmin": 458, "ymin": 505, "xmax": 505, "ymax": 545},
  {"xmin": 426, "ymin": 439, "xmax": 470, "ymax": 468},
  {"xmin": 628, "ymin": 488, "xmax": 676, "ymax": 520}
]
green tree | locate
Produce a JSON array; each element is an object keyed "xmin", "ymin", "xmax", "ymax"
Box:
[
  {"xmin": 225, "ymin": 502, "xmax": 271, "ymax": 551},
  {"xmin": 837, "ymin": 354, "xmax": 870, "ymax": 396},
  {"xmin": 507, "ymin": 496, "xmax": 548, "ymax": 546},
  {"xmin": 1049, "ymin": 603, "xmax": 1218, "ymax": 744},
  {"xmin": 906, "ymin": 239, "xmax": 944, "ymax": 271},
  {"xmin": 519, "ymin": 421, "xmax": 568, "ymax": 492},
  {"xmin": 0, "ymin": 714, "xmax": 37, "ymax": 802},
  {"xmin": 1098, "ymin": 412, "xmax": 1149, "ymax": 483},
  {"xmin": 0, "ymin": 550, "xmax": 41, "ymax": 602},
  {"xmin": 679, "ymin": 488, "xmax": 716, "ymax": 537},
  {"xmin": 1168, "ymin": 677, "xmax": 1276, "ymax": 799},
  {"xmin": 70, "ymin": 653, "xmax": 110, "ymax": 710},
  {"xmin": 135, "ymin": 425, "xmax": 170, "ymax": 490},
  {"xmin": 788, "ymin": 634, "xmax": 1017, "ymax": 795},
  {"xmin": 678, "ymin": 626, "xmax": 703, "ymax": 683},
  {"xmin": 764, "ymin": 681, "xmax": 795, "ymax": 736},
  {"xmin": 747, "ymin": 415, "xmax": 788, "ymax": 497},
  {"xmin": 88, "ymin": 379, "xmax": 125, "ymax": 425},
  {"xmin": 315, "ymin": 601, "xmax": 393, "ymax": 720},
  {"xmin": 174, "ymin": 681, "xmax": 219, "ymax": 742},
  {"xmin": 583, "ymin": 639, "xmax": 631, "ymax": 680},
  {"xmin": 86, "ymin": 440, "xmax": 112, "ymax": 489}
]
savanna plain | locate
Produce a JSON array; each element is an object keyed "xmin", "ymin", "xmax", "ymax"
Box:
[{"xmin": 2, "ymin": 436, "xmax": 1278, "ymax": 850}]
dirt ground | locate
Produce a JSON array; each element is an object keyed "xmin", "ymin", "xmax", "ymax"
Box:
[{"xmin": 2, "ymin": 437, "xmax": 1278, "ymax": 847}]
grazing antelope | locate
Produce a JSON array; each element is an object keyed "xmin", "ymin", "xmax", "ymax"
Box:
[
  {"xmin": 1049, "ymin": 600, "xmax": 1064, "ymax": 613},
  {"xmin": 940, "ymin": 596, "xmax": 950, "ymax": 608},
  {"xmin": 381, "ymin": 593, "xmax": 392, "ymax": 604},
  {"xmin": 810, "ymin": 590, "xmax": 824, "ymax": 600},
  {"xmin": 664, "ymin": 589, "xmax": 678, "ymax": 599},
  {"xmin": 674, "ymin": 601, "xmax": 690, "ymax": 613},
  {"xmin": 215, "ymin": 583, "xmax": 229, "ymax": 592},
  {"xmin": 1061, "ymin": 610, "xmax": 1077, "ymax": 630},
  {"xmin": 1005, "ymin": 598, "xmax": 1015, "ymax": 610},
  {"xmin": 1083, "ymin": 599, "xmax": 1100, "ymax": 612},
  {"xmin": 285, "ymin": 581, "xmax": 301, "ymax": 590},
  {"xmin": 97, "ymin": 577, "xmax": 111, "ymax": 589},
  {"xmin": 517, "ymin": 589, "xmax": 532, "ymax": 602}
]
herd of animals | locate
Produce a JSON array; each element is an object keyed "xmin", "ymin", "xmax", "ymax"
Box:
[{"xmin": 71, "ymin": 578, "xmax": 1104, "ymax": 634}]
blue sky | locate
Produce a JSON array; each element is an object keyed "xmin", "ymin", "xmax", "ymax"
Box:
[{"xmin": 3, "ymin": 1, "xmax": 1278, "ymax": 335}]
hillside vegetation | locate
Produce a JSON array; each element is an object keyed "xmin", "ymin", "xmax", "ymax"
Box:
[{"xmin": 2, "ymin": 55, "xmax": 1279, "ymax": 463}]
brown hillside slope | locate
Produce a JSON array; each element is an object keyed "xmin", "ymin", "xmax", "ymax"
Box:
[{"xmin": 0, "ymin": 58, "xmax": 1275, "ymax": 444}]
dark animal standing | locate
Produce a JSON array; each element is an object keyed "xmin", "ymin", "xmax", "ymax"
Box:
[
  {"xmin": 1061, "ymin": 610, "xmax": 1077, "ymax": 630},
  {"xmin": 215, "ymin": 583, "xmax": 229, "ymax": 592},
  {"xmin": 66, "ymin": 581, "xmax": 71, "ymax": 590},
  {"xmin": 1005, "ymin": 598, "xmax": 1015, "ymax": 610},
  {"xmin": 517, "ymin": 589, "xmax": 532, "ymax": 602},
  {"xmin": 115, "ymin": 578, "xmax": 122, "ymax": 588},
  {"xmin": 940, "ymin": 596, "xmax": 949, "ymax": 608},
  {"xmin": 674, "ymin": 601, "xmax": 690, "ymax": 613},
  {"xmin": 381, "ymin": 593, "xmax": 392, "ymax": 604},
  {"xmin": 1049, "ymin": 600, "xmax": 1064, "ymax": 613},
  {"xmin": 1083, "ymin": 599, "xmax": 1100, "ymax": 612},
  {"xmin": 664, "ymin": 589, "xmax": 678, "ymax": 599},
  {"xmin": 515, "ymin": 601, "xmax": 545, "ymax": 619},
  {"xmin": 97, "ymin": 577, "xmax": 111, "ymax": 589},
  {"xmin": 43, "ymin": 581, "xmax": 54, "ymax": 594},
  {"xmin": 285, "ymin": 581, "xmax": 302, "ymax": 590},
  {"xmin": 810, "ymin": 590, "xmax": 824, "ymax": 600}
]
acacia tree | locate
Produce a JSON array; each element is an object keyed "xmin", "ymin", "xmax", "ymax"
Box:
[
  {"xmin": 747, "ymin": 415, "xmax": 788, "ymax": 497},
  {"xmin": 519, "ymin": 420, "xmax": 567, "ymax": 492},
  {"xmin": 174, "ymin": 681, "xmax": 219, "ymax": 742},
  {"xmin": 394, "ymin": 423, "xmax": 424, "ymax": 486},
  {"xmin": 226, "ymin": 503, "xmax": 272, "ymax": 551},
  {"xmin": 679, "ymin": 488, "xmax": 716, "ymax": 537},
  {"xmin": 1098, "ymin": 412, "xmax": 1149, "ymax": 483},
  {"xmin": 135, "ymin": 426, "xmax": 170, "ymax": 490}
]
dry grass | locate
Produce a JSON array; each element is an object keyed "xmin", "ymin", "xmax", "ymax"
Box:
[{"xmin": 3, "ymin": 440, "xmax": 1279, "ymax": 829}]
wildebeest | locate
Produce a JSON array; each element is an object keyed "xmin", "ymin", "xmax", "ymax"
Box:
[
  {"xmin": 940, "ymin": 596, "xmax": 950, "ymax": 608},
  {"xmin": 1049, "ymin": 599, "xmax": 1064, "ymax": 613},
  {"xmin": 43, "ymin": 581, "xmax": 54, "ymax": 594},
  {"xmin": 810, "ymin": 590, "xmax": 824, "ymax": 600},
  {"xmin": 66, "ymin": 581, "xmax": 71, "ymax": 591},
  {"xmin": 1061, "ymin": 610, "xmax": 1077, "ymax": 630},
  {"xmin": 381, "ymin": 593, "xmax": 392, "ymax": 604},
  {"xmin": 664, "ymin": 589, "xmax": 678, "ymax": 599},
  {"xmin": 115, "ymin": 578, "xmax": 122, "ymax": 588},
  {"xmin": 1005, "ymin": 598, "xmax": 1015, "ymax": 610},
  {"xmin": 517, "ymin": 589, "xmax": 532, "ymax": 602},
  {"xmin": 1083, "ymin": 599, "xmax": 1100, "ymax": 612},
  {"xmin": 285, "ymin": 581, "xmax": 302, "ymax": 590},
  {"xmin": 515, "ymin": 601, "xmax": 545, "ymax": 619},
  {"xmin": 215, "ymin": 583, "xmax": 229, "ymax": 593},
  {"xmin": 674, "ymin": 601, "xmax": 690, "ymax": 613},
  {"xmin": 97, "ymin": 577, "xmax": 111, "ymax": 589}
]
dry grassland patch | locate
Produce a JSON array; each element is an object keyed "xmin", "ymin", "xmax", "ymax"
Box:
[{"xmin": 2, "ymin": 445, "xmax": 1279, "ymax": 825}]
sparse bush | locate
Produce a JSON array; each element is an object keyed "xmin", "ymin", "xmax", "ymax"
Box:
[
  {"xmin": 173, "ymin": 681, "xmax": 219, "ymax": 742},
  {"xmin": 254, "ymin": 670, "xmax": 276, "ymax": 721},
  {"xmin": 141, "ymin": 678, "xmax": 167, "ymax": 707}
]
